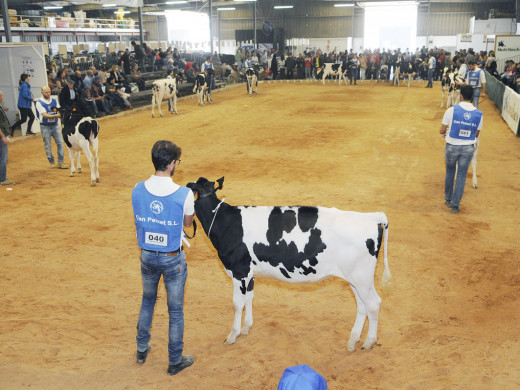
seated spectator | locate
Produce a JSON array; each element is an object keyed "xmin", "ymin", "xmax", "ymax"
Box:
[
  {"xmin": 110, "ymin": 65, "xmax": 130, "ymax": 92},
  {"xmin": 105, "ymin": 76, "xmax": 130, "ymax": 111},
  {"xmin": 80, "ymin": 87, "xmax": 99, "ymax": 118},
  {"xmin": 71, "ymin": 70, "xmax": 85, "ymax": 95},
  {"xmin": 130, "ymin": 63, "xmax": 145, "ymax": 91},
  {"xmin": 116, "ymin": 85, "xmax": 131, "ymax": 109},
  {"xmin": 83, "ymin": 70, "xmax": 95, "ymax": 89},
  {"xmin": 91, "ymin": 82, "xmax": 114, "ymax": 115}
]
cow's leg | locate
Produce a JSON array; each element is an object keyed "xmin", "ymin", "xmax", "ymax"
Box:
[
  {"xmin": 225, "ymin": 279, "xmax": 247, "ymax": 344},
  {"xmin": 441, "ymin": 89, "xmax": 445, "ymax": 108},
  {"xmin": 348, "ymin": 285, "xmax": 367, "ymax": 352},
  {"xmin": 80, "ymin": 140, "xmax": 96, "ymax": 186},
  {"xmin": 322, "ymin": 72, "xmax": 327, "ymax": 86},
  {"xmin": 356, "ymin": 284, "xmax": 382, "ymax": 351},
  {"xmin": 447, "ymin": 91, "xmax": 453, "ymax": 108},
  {"xmin": 173, "ymin": 93, "xmax": 178, "ymax": 114},
  {"xmin": 472, "ymin": 138, "xmax": 479, "ymax": 189},
  {"xmin": 76, "ymin": 151, "xmax": 82, "ymax": 173},
  {"xmin": 68, "ymin": 148, "xmax": 76, "ymax": 177},
  {"xmin": 151, "ymin": 94, "xmax": 156, "ymax": 117},
  {"xmin": 157, "ymin": 93, "xmax": 164, "ymax": 117},
  {"xmin": 92, "ymin": 138, "xmax": 100, "ymax": 183},
  {"xmin": 240, "ymin": 277, "xmax": 254, "ymax": 336}
]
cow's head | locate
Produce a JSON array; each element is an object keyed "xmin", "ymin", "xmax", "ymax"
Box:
[{"xmin": 187, "ymin": 176, "xmax": 224, "ymax": 200}]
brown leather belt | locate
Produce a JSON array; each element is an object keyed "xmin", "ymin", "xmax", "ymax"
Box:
[{"xmin": 142, "ymin": 248, "xmax": 181, "ymax": 257}]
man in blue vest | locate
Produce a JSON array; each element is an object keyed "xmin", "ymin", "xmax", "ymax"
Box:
[
  {"xmin": 132, "ymin": 140, "xmax": 195, "ymax": 375},
  {"xmin": 463, "ymin": 59, "xmax": 486, "ymax": 108},
  {"xmin": 440, "ymin": 85, "xmax": 483, "ymax": 214},
  {"xmin": 35, "ymin": 86, "xmax": 68, "ymax": 169}
]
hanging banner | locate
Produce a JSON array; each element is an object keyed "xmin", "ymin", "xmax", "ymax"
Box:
[{"xmin": 501, "ymin": 86, "xmax": 520, "ymax": 136}]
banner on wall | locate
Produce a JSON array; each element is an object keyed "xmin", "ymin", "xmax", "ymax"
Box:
[
  {"xmin": 460, "ymin": 33, "xmax": 472, "ymax": 42},
  {"xmin": 494, "ymin": 35, "xmax": 520, "ymax": 62},
  {"xmin": 501, "ymin": 86, "xmax": 520, "ymax": 136}
]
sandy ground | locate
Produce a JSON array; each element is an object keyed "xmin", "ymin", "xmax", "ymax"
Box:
[{"xmin": 1, "ymin": 79, "xmax": 519, "ymax": 390}]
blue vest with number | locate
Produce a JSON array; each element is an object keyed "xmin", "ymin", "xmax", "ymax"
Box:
[
  {"xmin": 36, "ymin": 98, "xmax": 58, "ymax": 125},
  {"xmin": 449, "ymin": 105, "xmax": 482, "ymax": 141},
  {"xmin": 132, "ymin": 182, "xmax": 189, "ymax": 251},
  {"xmin": 467, "ymin": 68, "xmax": 481, "ymax": 87}
]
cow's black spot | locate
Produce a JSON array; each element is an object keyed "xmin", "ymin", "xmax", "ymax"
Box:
[
  {"xmin": 297, "ymin": 206, "xmax": 319, "ymax": 232},
  {"xmin": 266, "ymin": 207, "xmax": 296, "ymax": 245},
  {"xmin": 240, "ymin": 280, "xmax": 247, "ymax": 295},
  {"xmin": 247, "ymin": 278, "xmax": 254, "ymax": 292},
  {"xmin": 253, "ymin": 207, "xmax": 326, "ymax": 278},
  {"xmin": 366, "ymin": 224, "xmax": 384, "ymax": 258}
]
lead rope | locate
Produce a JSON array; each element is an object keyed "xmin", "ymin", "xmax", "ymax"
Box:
[{"xmin": 207, "ymin": 197, "xmax": 225, "ymax": 237}]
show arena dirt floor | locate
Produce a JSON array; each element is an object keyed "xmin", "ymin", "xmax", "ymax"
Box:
[{"xmin": 1, "ymin": 80, "xmax": 519, "ymax": 390}]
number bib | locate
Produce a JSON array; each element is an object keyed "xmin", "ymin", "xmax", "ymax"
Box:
[{"xmin": 145, "ymin": 232, "xmax": 167, "ymax": 246}]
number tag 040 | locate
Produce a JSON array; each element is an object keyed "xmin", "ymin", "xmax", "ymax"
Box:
[{"xmin": 145, "ymin": 232, "xmax": 168, "ymax": 246}]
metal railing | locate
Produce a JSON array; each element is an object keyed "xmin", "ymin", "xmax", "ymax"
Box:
[{"xmin": 1, "ymin": 14, "xmax": 139, "ymax": 32}]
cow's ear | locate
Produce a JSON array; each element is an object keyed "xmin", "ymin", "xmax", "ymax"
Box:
[{"xmin": 215, "ymin": 176, "xmax": 224, "ymax": 191}]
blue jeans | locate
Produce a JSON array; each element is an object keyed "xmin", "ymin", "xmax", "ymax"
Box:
[
  {"xmin": 40, "ymin": 123, "xmax": 65, "ymax": 164},
  {"xmin": 445, "ymin": 143, "xmax": 475, "ymax": 209},
  {"xmin": 136, "ymin": 249, "xmax": 187, "ymax": 366},
  {"xmin": 427, "ymin": 68, "xmax": 434, "ymax": 87},
  {"xmin": 0, "ymin": 141, "xmax": 7, "ymax": 182},
  {"xmin": 472, "ymin": 87, "xmax": 481, "ymax": 108}
]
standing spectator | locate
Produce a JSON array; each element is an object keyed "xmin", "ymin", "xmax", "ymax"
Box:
[
  {"xmin": 439, "ymin": 85, "xmax": 483, "ymax": 214},
  {"xmin": 285, "ymin": 53, "xmax": 295, "ymax": 79},
  {"xmin": 0, "ymin": 90, "xmax": 14, "ymax": 186},
  {"xmin": 425, "ymin": 53, "xmax": 436, "ymax": 88},
  {"xmin": 349, "ymin": 54, "xmax": 359, "ymax": 85},
  {"xmin": 35, "ymin": 86, "xmax": 68, "ymax": 169},
  {"xmin": 11, "ymin": 74, "xmax": 36, "ymax": 136},
  {"xmin": 359, "ymin": 54, "xmax": 367, "ymax": 80},
  {"xmin": 132, "ymin": 140, "xmax": 195, "ymax": 376},
  {"xmin": 71, "ymin": 70, "xmax": 85, "ymax": 95},
  {"xmin": 131, "ymin": 40, "xmax": 146, "ymax": 72},
  {"xmin": 270, "ymin": 50, "xmax": 279, "ymax": 80},
  {"xmin": 58, "ymin": 77, "xmax": 79, "ymax": 112},
  {"xmin": 120, "ymin": 48, "xmax": 131, "ymax": 75},
  {"xmin": 304, "ymin": 54, "xmax": 312, "ymax": 79}
]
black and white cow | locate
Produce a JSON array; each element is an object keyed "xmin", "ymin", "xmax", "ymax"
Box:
[
  {"xmin": 318, "ymin": 63, "xmax": 348, "ymax": 86},
  {"xmin": 193, "ymin": 68, "xmax": 215, "ymax": 106},
  {"xmin": 151, "ymin": 76, "xmax": 180, "ymax": 117},
  {"xmin": 59, "ymin": 106, "xmax": 100, "ymax": 186},
  {"xmin": 245, "ymin": 68, "xmax": 258, "ymax": 96},
  {"xmin": 186, "ymin": 177, "xmax": 391, "ymax": 352},
  {"xmin": 440, "ymin": 67, "xmax": 455, "ymax": 108}
]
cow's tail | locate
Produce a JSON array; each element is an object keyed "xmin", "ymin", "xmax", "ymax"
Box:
[{"xmin": 378, "ymin": 212, "xmax": 391, "ymax": 286}]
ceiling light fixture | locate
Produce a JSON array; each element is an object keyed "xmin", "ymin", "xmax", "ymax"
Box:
[
  {"xmin": 43, "ymin": 6, "xmax": 63, "ymax": 10},
  {"xmin": 165, "ymin": 1, "xmax": 188, "ymax": 4},
  {"xmin": 218, "ymin": 7, "xmax": 236, "ymax": 11},
  {"xmin": 235, "ymin": 0, "xmax": 257, "ymax": 2},
  {"xmin": 274, "ymin": 5, "xmax": 293, "ymax": 9},
  {"xmin": 334, "ymin": 3, "xmax": 354, "ymax": 7},
  {"xmin": 144, "ymin": 11, "xmax": 166, "ymax": 15},
  {"xmin": 102, "ymin": 4, "xmax": 117, "ymax": 7}
]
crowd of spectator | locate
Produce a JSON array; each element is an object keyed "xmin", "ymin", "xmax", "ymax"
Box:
[{"xmin": 47, "ymin": 63, "xmax": 133, "ymax": 118}]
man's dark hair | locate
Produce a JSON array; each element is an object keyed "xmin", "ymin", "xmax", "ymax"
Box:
[
  {"xmin": 152, "ymin": 140, "xmax": 181, "ymax": 171},
  {"xmin": 458, "ymin": 58, "xmax": 465, "ymax": 64},
  {"xmin": 460, "ymin": 85, "xmax": 474, "ymax": 101},
  {"xmin": 467, "ymin": 59, "xmax": 477, "ymax": 66}
]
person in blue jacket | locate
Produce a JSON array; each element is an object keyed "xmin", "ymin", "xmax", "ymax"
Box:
[{"xmin": 11, "ymin": 74, "xmax": 36, "ymax": 136}]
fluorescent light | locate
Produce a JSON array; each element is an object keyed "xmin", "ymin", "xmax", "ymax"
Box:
[
  {"xmin": 274, "ymin": 5, "xmax": 293, "ymax": 9},
  {"xmin": 44, "ymin": 6, "xmax": 63, "ymax": 9},
  {"xmin": 165, "ymin": 1, "xmax": 188, "ymax": 4},
  {"xmin": 102, "ymin": 4, "xmax": 117, "ymax": 7},
  {"xmin": 334, "ymin": 3, "xmax": 354, "ymax": 7},
  {"xmin": 358, "ymin": 1, "xmax": 419, "ymax": 6},
  {"xmin": 144, "ymin": 11, "xmax": 166, "ymax": 15},
  {"xmin": 235, "ymin": 0, "xmax": 257, "ymax": 2},
  {"xmin": 218, "ymin": 7, "xmax": 236, "ymax": 11},
  {"xmin": 115, "ymin": 10, "xmax": 131, "ymax": 14}
]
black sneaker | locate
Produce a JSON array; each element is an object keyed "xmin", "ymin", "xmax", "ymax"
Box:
[
  {"xmin": 167, "ymin": 355, "xmax": 194, "ymax": 376},
  {"xmin": 136, "ymin": 344, "xmax": 151, "ymax": 364},
  {"xmin": 450, "ymin": 207, "xmax": 460, "ymax": 214}
]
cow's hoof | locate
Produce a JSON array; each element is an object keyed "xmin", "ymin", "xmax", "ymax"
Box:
[
  {"xmin": 96, "ymin": 178, "xmax": 100, "ymax": 183},
  {"xmin": 91, "ymin": 182, "xmax": 96, "ymax": 187},
  {"xmin": 472, "ymin": 183, "xmax": 478, "ymax": 189},
  {"xmin": 240, "ymin": 327, "xmax": 251, "ymax": 336},
  {"xmin": 69, "ymin": 173, "xmax": 75, "ymax": 177},
  {"xmin": 78, "ymin": 168, "xmax": 82, "ymax": 173},
  {"xmin": 347, "ymin": 338, "xmax": 359, "ymax": 352},
  {"xmin": 361, "ymin": 337, "xmax": 377, "ymax": 351}
]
